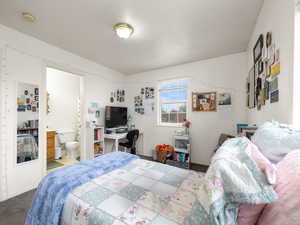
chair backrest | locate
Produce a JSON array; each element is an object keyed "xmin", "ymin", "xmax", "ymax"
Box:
[{"xmin": 126, "ymin": 129, "xmax": 139, "ymax": 148}]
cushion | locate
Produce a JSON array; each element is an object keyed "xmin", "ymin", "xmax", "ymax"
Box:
[
  {"xmin": 251, "ymin": 121, "xmax": 300, "ymax": 163},
  {"xmin": 257, "ymin": 149, "xmax": 300, "ymax": 225},
  {"xmin": 237, "ymin": 142, "xmax": 277, "ymax": 225}
]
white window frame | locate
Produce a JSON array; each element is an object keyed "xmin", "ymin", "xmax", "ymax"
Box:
[{"xmin": 157, "ymin": 79, "xmax": 188, "ymax": 127}]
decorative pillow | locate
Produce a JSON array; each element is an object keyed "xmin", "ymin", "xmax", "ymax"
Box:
[
  {"xmin": 251, "ymin": 121, "xmax": 300, "ymax": 163},
  {"xmin": 237, "ymin": 142, "xmax": 277, "ymax": 225},
  {"xmin": 257, "ymin": 149, "xmax": 300, "ymax": 225}
]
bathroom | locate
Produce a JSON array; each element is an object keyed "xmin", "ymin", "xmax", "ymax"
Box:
[{"xmin": 46, "ymin": 68, "xmax": 82, "ymax": 171}]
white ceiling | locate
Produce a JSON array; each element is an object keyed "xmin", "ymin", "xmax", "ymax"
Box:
[{"xmin": 0, "ymin": 0, "xmax": 263, "ymax": 75}]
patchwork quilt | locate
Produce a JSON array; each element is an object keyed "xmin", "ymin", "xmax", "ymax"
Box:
[{"xmin": 60, "ymin": 159, "xmax": 205, "ymax": 225}]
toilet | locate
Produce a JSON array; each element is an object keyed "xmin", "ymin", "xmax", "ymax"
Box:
[{"xmin": 57, "ymin": 131, "xmax": 79, "ymax": 159}]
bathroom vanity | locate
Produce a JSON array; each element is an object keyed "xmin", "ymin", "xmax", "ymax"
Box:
[{"xmin": 47, "ymin": 131, "xmax": 56, "ymax": 163}]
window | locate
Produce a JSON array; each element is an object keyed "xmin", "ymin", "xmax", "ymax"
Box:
[{"xmin": 158, "ymin": 79, "xmax": 188, "ymax": 126}]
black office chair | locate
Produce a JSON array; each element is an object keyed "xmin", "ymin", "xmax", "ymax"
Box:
[{"xmin": 119, "ymin": 129, "xmax": 139, "ymax": 155}]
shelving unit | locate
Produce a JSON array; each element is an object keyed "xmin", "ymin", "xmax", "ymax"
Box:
[
  {"xmin": 166, "ymin": 135, "xmax": 191, "ymax": 169},
  {"xmin": 87, "ymin": 125, "xmax": 105, "ymax": 158}
]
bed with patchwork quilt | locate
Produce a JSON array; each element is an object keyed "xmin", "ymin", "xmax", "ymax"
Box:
[{"xmin": 25, "ymin": 137, "xmax": 277, "ymax": 225}]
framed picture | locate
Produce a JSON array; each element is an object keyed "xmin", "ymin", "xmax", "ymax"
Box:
[
  {"xmin": 248, "ymin": 66, "xmax": 255, "ymax": 108},
  {"xmin": 34, "ymin": 88, "xmax": 39, "ymax": 95},
  {"xmin": 34, "ymin": 96, "xmax": 39, "ymax": 101},
  {"xmin": 266, "ymin": 32, "xmax": 272, "ymax": 48},
  {"xmin": 258, "ymin": 60, "xmax": 264, "ymax": 75},
  {"xmin": 192, "ymin": 92, "xmax": 217, "ymax": 112},
  {"xmin": 27, "ymin": 105, "xmax": 31, "ymax": 110},
  {"xmin": 218, "ymin": 93, "xmax": 232, "ymax": 106},
  {"xmin": 253, "ymin": 34, "xmax": 264, "ymax": 64},
  {"xmin": 32, "ymin": 106, "xmax": 37, "ymax": 112}
]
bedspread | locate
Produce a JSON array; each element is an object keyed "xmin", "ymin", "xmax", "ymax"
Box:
[
  {"xmin": 60, "ymin": 158, "xmax": 205, "ymax": 225},
  {"xmin": 59, "ymin": 138, "xmax": 277, "ymax": 225},
  {"xmin": 25, "ymin": 152, "xmax": 139, "ymax": 225}
]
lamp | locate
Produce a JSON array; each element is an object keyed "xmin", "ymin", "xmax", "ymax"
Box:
[{"xmin": 114, "ymin": 23, "xmax": 134, "ymax": 39}]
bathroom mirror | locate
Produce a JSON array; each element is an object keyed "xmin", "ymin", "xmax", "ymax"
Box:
[{"xmin": 17, "ymin": 82, "xmax": 39, "ymax": 164}]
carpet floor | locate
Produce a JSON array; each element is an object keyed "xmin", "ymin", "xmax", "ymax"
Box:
[{"xmin": 0, "ymin": 190, "xmax": 35, "ymax": 225}]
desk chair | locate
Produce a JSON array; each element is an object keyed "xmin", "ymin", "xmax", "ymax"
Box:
[{"xmin": 119, "ymin": 129, "xmax": 139, "ymax": 155}]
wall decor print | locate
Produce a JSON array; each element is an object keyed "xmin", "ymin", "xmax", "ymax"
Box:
[
  {"xmin": 268, "ymin": 44, "xmax": 276, "ymax": 64},
  {"xmin": 266, "ymin": 32, "xmax": 272, "ymax": 48},
  {"xmin": 271, "ymin": 63, "xmax": 280, "ymax": 76},
  {"xmin": 270, "ymin": 90, "xmax": 279, "ymax": 103},
  {"xmin": 110, "ymin": 89, "xmax": 125, "ymax": 103},
  {"xmin": 258, "ymin": 59, "xmax": 264, "ymax": 75},
  {"xmin": 253, "ymin": 34, "xmax": 264, "ymax": 64},
  {"xmin": 269, "ymin": 77, "xmax": 278, "ymax": 93},
  {"xmin": 134, "ymin": 95, "xmax": 144, "ymax": 115},
  {"xmin": 264, "ymin": 81, "xmax": 270, "ymax": 100},
  {"xmin": 248, "ymin": 66, "xmax": 255, "ymax": 109},
  {"xmin": 145, "ymin": 87, "xmax": 155, "ymax": 99},
  {"xmin": 218, "ymin": 93, "xmax": 232, "ymax": 106},
  {"xmin": 192, "ymin": 92, "xmax": 217, "ymax": 112}
]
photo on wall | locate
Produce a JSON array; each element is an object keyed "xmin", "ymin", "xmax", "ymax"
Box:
[{"xmin": 218, "ymin": 93, "xmax": 232, "ymax": 106}]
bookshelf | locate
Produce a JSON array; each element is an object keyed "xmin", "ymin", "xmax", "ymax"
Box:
[
  {"xmin": 166, "ymin": 135, "xmax": 191, "ymax": 169},
  {"xmin": 87, "ymin": 126, "xmax": 105, "ymax": 158}
]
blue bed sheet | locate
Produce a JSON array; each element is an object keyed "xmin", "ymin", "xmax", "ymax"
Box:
[{"xmin": 25, "ymin": 152, "xmax": 139, "ymax": 225}]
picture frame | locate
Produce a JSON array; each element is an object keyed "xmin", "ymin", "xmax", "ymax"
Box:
[
  {"xmin": 253, "ymin": 34, "xmax": 264, "ymax": 64},
  {"xmin": 192, "ymin": 92, "xmax": 217, "ymax": 112},
  {"xmin": 34, "ymin": 88, "xmax": 39, "ymax": 95}
]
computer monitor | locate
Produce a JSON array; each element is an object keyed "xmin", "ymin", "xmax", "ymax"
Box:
[{"xmin": 105, "ymin": 106, "xmax": 128, "ymax": 128}]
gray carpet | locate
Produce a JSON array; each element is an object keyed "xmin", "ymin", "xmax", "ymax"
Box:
[{"xmin": 0, "ymin": 190, "xmax": 35, "ymax": 225}]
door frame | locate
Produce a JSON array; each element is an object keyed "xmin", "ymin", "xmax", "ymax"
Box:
[{"xmin": 43, "ymin": 61, "xmax": 87, "ymax": 176}]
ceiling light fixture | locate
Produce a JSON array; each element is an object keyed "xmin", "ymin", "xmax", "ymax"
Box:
[
  {"xmin": 114, "ymin": 23, "xmax": 134, "ymax": 39},
  {"xmin": 22, "ymin": 12, "xmax": 36, "ymax": 23}
]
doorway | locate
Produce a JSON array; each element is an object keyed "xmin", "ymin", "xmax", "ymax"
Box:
[{"xmin": 46, "ymin": 67, "xmax": 83, "ymax": 172}]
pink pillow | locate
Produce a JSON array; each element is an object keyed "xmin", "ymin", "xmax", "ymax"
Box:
[
  {"xmin": 237, "ymin": 142, "xmax": 277, "ymax": 225},
  {"xmin": 256, "ymin": 149, "xmax": 300, "ymax": 225}
]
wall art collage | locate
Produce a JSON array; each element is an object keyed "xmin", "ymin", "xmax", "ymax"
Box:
[
  {"xmin": 192, "ymin": 92, "xmax": 231, "ymax": 112},
  {"xmin": 134, "ymin": 87, "xmax": 155, "ymax": 115},
  {"xmin": 110, "ymin": 89, "xmax": 125, "ymax": 103},
  {"xmin": 17, "ymin": 85, "xmax": 39, "ymax": 113},
  {"xmin": 247, "ymin": 32, "xmax": 280, "ymax": 110}
]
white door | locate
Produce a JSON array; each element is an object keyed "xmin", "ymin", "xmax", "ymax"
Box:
[{"xmin": 4, "ymin": 47, "xmax": 46, "ymax": 199}]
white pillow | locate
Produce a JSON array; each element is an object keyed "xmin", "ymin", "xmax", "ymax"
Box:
[{"xmin": 251, "ymin": 121, "xmax": 300, "ymax": 163}]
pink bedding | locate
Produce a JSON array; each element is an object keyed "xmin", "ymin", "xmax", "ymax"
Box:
[
  {"xmin": 237, "ymin": 142, "xmax": 278, "ymax": 225},
  {"xmin": 257, "ymin": 149, "xmax": 300, "ymax": 225}
]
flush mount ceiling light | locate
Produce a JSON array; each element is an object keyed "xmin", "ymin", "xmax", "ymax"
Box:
[
  {"xmin": 114, "ymin": 23, "xmax": 134, "ymax": 39},
  {"xmin": 22, "ymin": 12, "xmax": 36, "ymax": 23}
]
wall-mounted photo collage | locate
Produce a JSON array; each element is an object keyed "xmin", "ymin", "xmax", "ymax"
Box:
[{"xmin": 247, "ymin": 31, "xmax": 280, "ymax": 110}]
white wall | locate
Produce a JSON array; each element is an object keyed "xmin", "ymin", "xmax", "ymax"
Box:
[
  {"xmin": 247, "ymin": 0, "xmax": 295, "ymax": 125},
  {"xmin": 293, "ymin": 4, "xmax": 300, "ymax": 128},
  {"xmin": 0, "ymin": 24, "xmax": 125, "ymax": 201},
  {"xmin": 125, "ymin": 52, "xmax": 248, "ymax": 165},
  {"xmin": 46, "ymin": 68, "xmax": 80, "ymax": 133}
]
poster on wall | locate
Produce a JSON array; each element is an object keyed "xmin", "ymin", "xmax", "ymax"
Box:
[
  {"xmin": 110, "ymin": 89, "xmax": 125, "ymax": 103},
  {"xmin": 192, "ymin": 92, "xmax": 217, "ymax": 112},
  {"xmin": 218, "ymin": 93, "xmax": 231, "ymax": 106},
  {"xmin": 134, "ymin": 87, "xmax": 155, "ymax": 115}
]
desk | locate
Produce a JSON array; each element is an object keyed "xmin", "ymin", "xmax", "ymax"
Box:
[
  {"xmin": 104, "ymin": 133, "xmax": 127, "ymax": 152},
  {"xmin": 104, "ymin": 132, "xmax": 143, "ymax": 153}
]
